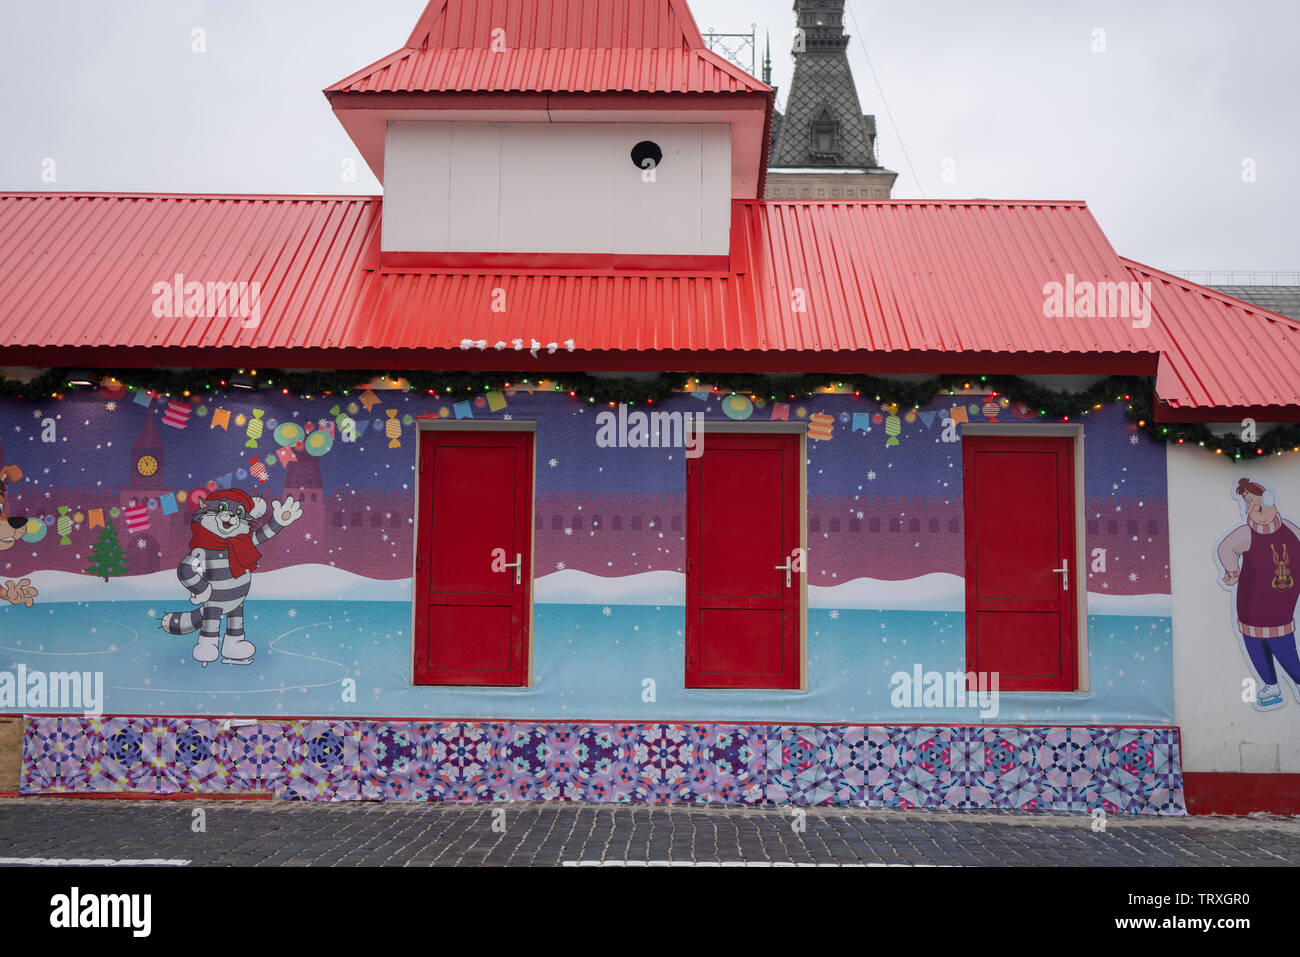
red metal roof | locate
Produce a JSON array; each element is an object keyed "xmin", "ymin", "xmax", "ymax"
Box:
[
  {"xmin": 327, "ymin": 0, "xmax": 768, "ymax": 95},
  {"xmin": 1124, "ymin": 258, "xmax": 1300, "ymax": 417},
  {"xmin": 2, "ymin": 192, "xmax": 1297, "ymax": 416}
]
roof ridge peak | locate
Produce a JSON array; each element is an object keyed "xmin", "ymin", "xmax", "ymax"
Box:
[{"xmin": 402, "ymin": 0, "xmax": 704, "ymax": 52}]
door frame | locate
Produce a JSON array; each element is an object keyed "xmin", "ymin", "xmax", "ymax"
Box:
[
  {"xmin": 960, "ymin": 423, "xmax": 1088, "ymax": 692},
  {"xmin": 410, "ymin": 420, "xmax": 538, "ymax": 687},
  {"xmin": 686, "ymin": 422, "xmax": 808, "ymax": 690}
]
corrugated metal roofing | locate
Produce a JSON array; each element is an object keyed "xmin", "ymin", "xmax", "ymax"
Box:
[
  {"xmin": 326, "ymin": 0, "xmax": 768, "ymax": 95},
  {"xmin": 329, "ymin": 47, "xmax": 764, "ymax": 94},
  {"xmin": 405, "ymin": 0, "xmax": 704, "ymax": 49},
  {"xmin": 1124, "ymin": 259, "xmax": 1300, "ymax": 413},
  {"xmin": 2, "ymin": 192, "xmax": 1298, "ymax": 414}
]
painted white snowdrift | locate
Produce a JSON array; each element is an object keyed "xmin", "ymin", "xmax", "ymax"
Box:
[
  {"xmin": 533, "ymin": 569, "xmax": 1168, "ymax": 616},
  {"xmin": 23, "ymin": 566, "xmax": 1169, "ymax": 616},
  {"xmin": 24, "ymin": 565, "xmax": 413, "ymax": 603}
]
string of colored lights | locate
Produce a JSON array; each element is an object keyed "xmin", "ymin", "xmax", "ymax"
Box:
[{"xmin": 2, "ymin": 368, "xmax": 1294, "ymax": 461}]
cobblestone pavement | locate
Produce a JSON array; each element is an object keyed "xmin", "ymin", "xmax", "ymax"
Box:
[{"xmin": 1, "ymin": 799, "xmax": 1298, "ymax": 866}]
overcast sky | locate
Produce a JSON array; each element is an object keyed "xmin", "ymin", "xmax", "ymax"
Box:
[{"xmin": 2, "ymin": 0, "xmax": 1296, "ymax": 274}]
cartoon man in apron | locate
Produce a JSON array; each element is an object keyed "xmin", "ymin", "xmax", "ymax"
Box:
[{"xmin": 1216, "ymin": 477, "xmax": 1300, "ymax": 709}]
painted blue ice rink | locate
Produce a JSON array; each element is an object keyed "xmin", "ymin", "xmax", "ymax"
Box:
[{"xmin": 0, "ymin": 601, "xmax": 1172, "ymax": 724}]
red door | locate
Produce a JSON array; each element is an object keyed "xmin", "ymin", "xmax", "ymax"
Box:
[
  {"xmin": 686, "ymin": 431, "xmax": 801, "ymax": 689},
  {"xmin": 414, "ymin": 430, "xmax": 533, "ymax": 686},
  {"xmin": 962, "ymin": 435, "xmax": 1078, "ymax": 691}
]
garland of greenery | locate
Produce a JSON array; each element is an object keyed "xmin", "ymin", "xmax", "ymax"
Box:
[{"xmin": 2, "ymin": 367, "xmax": 1296, "ymax": 461}]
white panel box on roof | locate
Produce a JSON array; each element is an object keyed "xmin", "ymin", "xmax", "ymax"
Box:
[{"xmin": 382, "ymin": 120, "xmax": 731, "ymax": 256}]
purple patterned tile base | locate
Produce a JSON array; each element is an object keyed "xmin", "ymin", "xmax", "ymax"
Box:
[{"xmin": 19, "ymin": 718, "xmax": 1185, "ymax": 814}]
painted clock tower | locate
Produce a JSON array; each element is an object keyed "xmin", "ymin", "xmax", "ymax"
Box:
[
  {"xmin": 120, "ymin": 412, "xmax": 177, "ymax": 573},
  {"xmin": 128, "ymin": 413, "xmax": 165, "ymax": 492}
]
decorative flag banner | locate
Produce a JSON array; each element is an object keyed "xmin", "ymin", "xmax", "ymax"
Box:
[
  {"xmin": 317, "ymin": 419, "xmax": 336, "ymax": 438},
  {"xmin": 211, "ymin": 408, "xmax": 231, "ymax": 430},
  {"xmin": 981, "ymin": 399, "xmax": 1001, "ymax": 421},
  {"xmin": 353, "ymin": 418, "xmax": 371, "ymax": 438},
  {"xmin": 124, "ymin": 503, "xmax": 150, "ymax": 534},
  {"xmin": 885, "ymin": 413, "xmax": 902, "ymax": 447},
  {"xmin": 88, "ymin": 508, "xmax": 105, "ymax": 529},
  {"xmin": 486, "ymin": 390, "xmax": 507, "ymax": 413},
  {"xmin": 690, "ymin": 386, "xmax": 714, "ymax": 401},
  {"xmin": 386, "ymin": 409, "xmax": 402, "ymax": 447},
  {"xmin": 949, "ymin": 405, "xmax": 970, "ymax": 424},
  {"xmin": 305, "ymin": 428, "xmax": 333, "ymax": 457},
  {"xmin": 808, "ymin": 412, "xmax": 835, "ymax": 441},
  {"xmin": 132, "ymin": 388, "xmax": 153, "ymax": 408},
  {"xmin": 56, "ymin": 506, "xmax": 72, "ymax": 545},
  {"xmin": 919, "ymin": 411, "xmax": 937, "ymax": 429},
  {"xmin": 359, "ymin": 389, "xmax": 381, "ymax": 412},
  {"xmin": 329, "ymin": 405, "xmax": 358, "ymax": 442},
  {"xmin": 851, "ymin": 413, "xmax": 872, "ymax": 433},
  {"xmin": 453, "ymin": 401, "xmax": 474, "ymax": 420},
  {"xmin": 276, "ymin": 446, "xmax": 298, "ymax": 467},
  {"xmin": 248, "ymin": 457, "xmax": 269, "ymax": 484},
  {"xmin": 162, "ymin": 400, "xmax": 192, "ymax": 430},
  {"xmin": 215, "ymin": 473, "xmax": 233, "ymax": 489},
  {"xmin": 245, "ymin": 409, "xmax": 265, "ymax": 448},
  {"xmin": 770, "ymin": 402, "xmax": 790, "ymax": 421},
  {"xmin": 160, "ymin": 492, "xmax": 179, "ymax": 516},
  {"xmin": 1012, "ymin": 401, "xmax": 1035, "ymax": 420}
]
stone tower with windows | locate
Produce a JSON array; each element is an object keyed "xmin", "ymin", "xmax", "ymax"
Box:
[{"xmin": 765, "ymin": 0, "xmax": 897, "ymax": 198}]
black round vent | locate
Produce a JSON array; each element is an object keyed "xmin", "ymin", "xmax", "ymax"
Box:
[{"xmin": 631, "ymin": 141, "xmax": 663, "ymax": 171}]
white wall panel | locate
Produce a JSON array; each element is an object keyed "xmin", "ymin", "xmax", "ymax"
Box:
[
  {"xmin": 1168, "ymin": 444, "xmax": 1300, "ymax": 773},
  {"xmin": 383, "ymin": 121, "xmax": 730, "ymax": 256}
]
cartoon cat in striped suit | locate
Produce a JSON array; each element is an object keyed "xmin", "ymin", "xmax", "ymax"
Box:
[{"xmin": 160, "ymin": 489, "xmax": 303, "ymax": 666}]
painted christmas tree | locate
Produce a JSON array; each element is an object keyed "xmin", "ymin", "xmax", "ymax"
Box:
[{"xmin": 85, "ymin": 524, "xmax": 128, "ymax": 581}]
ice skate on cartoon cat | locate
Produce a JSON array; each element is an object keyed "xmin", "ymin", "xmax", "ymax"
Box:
[{"xmin": 160, "ymin": 489, "xmax": 302, "ymax": 666}]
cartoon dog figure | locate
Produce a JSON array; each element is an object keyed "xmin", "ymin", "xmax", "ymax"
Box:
[
  {"xmin": 160, "ymin": 489, "xmax": 302, "ymax": 666},
  {"xmin": 0, "ymin": 464, "xmax": 38, "ymax": 607}
]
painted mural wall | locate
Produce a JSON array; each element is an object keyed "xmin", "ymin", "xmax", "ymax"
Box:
[
  {"xmin": 1169, "ymin": 443, "xmax": 1300, "ymax": 774},
  {"xmin": 0, "ymin": 383, "xmax": 1171, "ymax": 726}
]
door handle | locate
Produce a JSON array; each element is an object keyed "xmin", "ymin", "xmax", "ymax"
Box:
[
  {"xmin": 501, "ymin": 552, "xmax": 522, "ymax": 586},
  {"xmin": 1053, "ymin": 558, "xmax": 1069, "ymax": 591},
  {"xmin": 775, "ymin": 558, "xmax": 793, "ymax": 588}
]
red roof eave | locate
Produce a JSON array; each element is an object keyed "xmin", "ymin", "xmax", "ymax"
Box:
[
  {"xmin": 1126, "ymin": 256, "xmax": 1300, "ymax": 417},
  {"xmin": 4, "ymin": 193, "xmax": 1299, "ymax": 418}
]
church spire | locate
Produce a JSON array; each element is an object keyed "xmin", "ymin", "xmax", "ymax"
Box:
[
  {"xmin": 764, "ymin": 0, "xmax": 898, "ymax": 197},
  {"xmin": 770, "ymin": 0, "xmax": 878, "ymax": 170}
]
